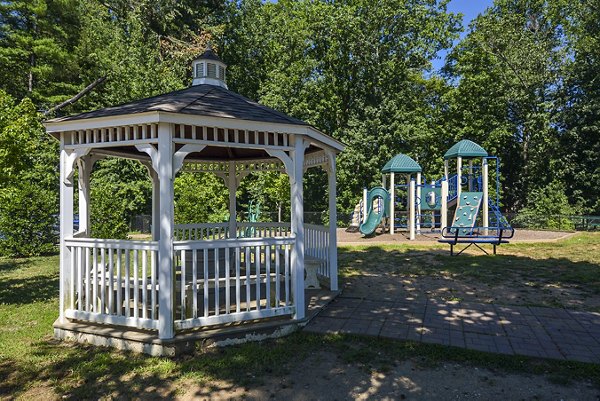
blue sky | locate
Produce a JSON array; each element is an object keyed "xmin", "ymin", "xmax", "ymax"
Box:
[{"xmin": 431, "ymin": 0, "xmax": 494, "ymax": 71}]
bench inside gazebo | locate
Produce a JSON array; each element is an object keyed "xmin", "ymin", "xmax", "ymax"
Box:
[{"xmin": 44, "ymin": 49, "xmax": 343, "ymax": 356}]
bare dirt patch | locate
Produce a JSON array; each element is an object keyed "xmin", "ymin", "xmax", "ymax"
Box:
[{"xmin": 174, "ymin": 351, "xmax": 598, "ymax": 401}]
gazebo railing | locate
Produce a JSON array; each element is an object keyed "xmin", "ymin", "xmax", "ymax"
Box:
[
  {"xmin": 174, "ymin": 223, "xmax": 229, "ymax": 241},
  {"xmin": 175, "ymin": 222, "xmax": 332, "ymax": 278},
  {"xmin": 64, "ymin": 238, "xmax": 159, "ymax": 330},
  {"xmin": 173, "ymin": 236, "xmax": 295, "ymax": 330},
  {"xmin": 305, "ymin": 224, "xmax": 331, "ymax": 279},
  {"xmin": 236, "ymin": 222, "xmax": 292, "ymax": 238}
]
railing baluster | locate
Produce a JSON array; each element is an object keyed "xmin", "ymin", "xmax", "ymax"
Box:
[
  {"xmin": 133, "ymin": 250, "xmax": 139, "ymax": 319},
  {"xmin": 235, "ymin": 247, "xmax": 241, "ymax": 313},
  {"xmin": 92, "ymin": 247, "xmax": 98, "ymax": 313},
  {"xmin": 117, "ymin": 249, "xmax": 122, "ymax": 316},
  {"xmin": 285, "ymin": 245, "xmax": 290, "ymax": 306},
  {"xmin": 203, "ymin": 248, "xmax": 209, "ymax": 317},
  {"xmin": 275, "ymin": 244, "xmax": 281, "ymax": 307},
  {"xmin": 85, "ymin": 248, "xmax": 90, "ymax": 312},
  {"xmin": 180, "ymin": 250, "xmax": 186, "ymax": 320},
  {"xmin": 142, "ymin": 249, "xmax": 148, "ymax": 319},
  {"xmin": 255, "ymin": 246, "xmax": 260, "ymax": 310},
  {"xmin": 108, "ymin": 249, "xmax": 114, "ymax": 314},
  {"xmin": 125, "ymin": 250, "xmax": 130, "ymax": 318},
  {"xmin": 266, "ymin": 245, "xmax": 271, "ymax": 309},
  {"xmin": 215, "ymin": 248, "xmax": 220, "ymax": 316},
  {"xmin": 225, "ymin": 248, "xmax": 231, "ymax": 314},
  {"xmin": 151, "ymin": 250, "xmax": 156, "ymax": 320},
  {"xmin": 192, "ymin": 250, "xmax": 198, "ymax": 319},
  {"xmin": 245, "ymin": 247, "xmax": 251, "ymax": 311},
  {"xmin": 77, "ymin": 247, "xmax": 83, "ymax": 310},
  {"xmin": 70, "ymin": 246, "xmax": 75, "ymax": 310}
]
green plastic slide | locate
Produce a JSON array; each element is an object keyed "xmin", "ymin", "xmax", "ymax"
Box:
[{"xmin": 359, "ymin": 187, "xmax": 390, "ymax": 236}]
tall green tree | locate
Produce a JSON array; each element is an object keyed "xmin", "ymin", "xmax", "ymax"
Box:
[
  {"xmin": 0, "ymin": 0, "xmax": 81, "ymax": 108},
  {"xmin": 555, "ymin": 1, "xmax": 600, "ymax": 214},
  {"xmin": 444, "ymin": 0, "xmax": 567, "ymax": 210},
  {"xmin": 0, "ymin": 90, "xmax": 58, "ymax": 256},
  {"xmin": 223, "ymin": 0, "xmax": 461, "ymax": 214}
]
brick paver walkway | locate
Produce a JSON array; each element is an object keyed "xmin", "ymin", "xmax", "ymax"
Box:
[{"xmin": 304, "ymin": 295, "xmax": 600, "ymax": 363}]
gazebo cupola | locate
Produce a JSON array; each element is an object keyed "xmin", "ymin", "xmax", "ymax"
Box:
[{"xmin": 191, "ymin": 45, "xmax": 227, "ymax": 88}]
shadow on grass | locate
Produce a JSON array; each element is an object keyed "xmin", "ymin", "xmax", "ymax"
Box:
[
  {"xmin": 3, "ymin": 332, "xmax": 600, "ymax": 400},
  {"xmin": 338, "ymin": 245, "xmax": 600, "ymax": 307},
  {"xmin": 0, "ymin": 274, "xmax": 59, "ymax": 305},
  {"xmin": 0, "ymin": 259, "xmax": 29, "ymax": 274}
]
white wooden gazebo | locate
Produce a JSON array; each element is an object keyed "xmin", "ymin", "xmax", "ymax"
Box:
[{"xmin": 44, "ymin": 49, "xmax": 343, "ymax": 355}]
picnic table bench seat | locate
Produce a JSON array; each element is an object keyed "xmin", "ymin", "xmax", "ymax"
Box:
[{"xmin": 438, "ymin": 226, "xmax": 515, "ymax": 256}]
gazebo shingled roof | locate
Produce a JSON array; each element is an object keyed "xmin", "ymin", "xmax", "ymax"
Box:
[{"xmin": 47, "ymin": 84, "xmax": 309, "ymax": 126}]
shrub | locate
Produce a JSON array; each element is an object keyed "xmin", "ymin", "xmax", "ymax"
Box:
[
  {"xmin": 0, "ymin": 183, "xmax": 58, "ymax": 257},
  {"xmin": 513, "ymin": 181, "xmax": 575, "ymax": 230}
]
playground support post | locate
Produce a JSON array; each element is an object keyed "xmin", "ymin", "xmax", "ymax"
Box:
[
  {"xmin": 416, "ymin": 172, "xmax": 422, "ymax": 234},
  {"xmin": 441, "ymin": 179, "xmax": 448, "ymax": 231},
  {"xmin": 409, "ymin": 179, "xmax": 416, "ymax": 240},
  {"xmin": 456, "ymin": 156, "xmax": 463, "ymax": 199},
  {"xmin": 444, "ymin": 160, "xmax": 449, "ymax": 180},
  {"xmin": 483, "ymin": 158, "xmax": 489, "ymax": 235},
  {"xmin": 326, "ymin": 153, "xmax": 338, "ymax": 291},
  {"xmin": 390, "ymin": 172, "xmax": 395, "ymax": 234},
  {"xmin": 362, "ymin": 188, "xmax": 368, "ymax": 224},
  {"xmin": 430, "ymin": 180, "xmax": 436, "ymax": 229},
  {"xmin": 468, "ymin": 160, "xmax": 474, "ymax": 191}
]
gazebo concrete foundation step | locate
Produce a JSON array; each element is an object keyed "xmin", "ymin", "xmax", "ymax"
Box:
[{"xmin": 54, "ymin": 289, "xmax": 339, "ymax": 357}]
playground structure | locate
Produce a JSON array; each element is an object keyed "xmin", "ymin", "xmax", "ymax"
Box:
[{"xmin": 358, "ymin": 140, "xmax": 511, "ymax": 239}]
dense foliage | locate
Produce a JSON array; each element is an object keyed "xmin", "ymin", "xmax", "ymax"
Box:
[{"xmin": 0, "ymin": 0, "xmax": 598, "ymax": 254}]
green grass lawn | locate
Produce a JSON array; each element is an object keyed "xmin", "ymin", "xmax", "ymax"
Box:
[
  {"xmin": 1, "ymin": 233, "xmax": 600, "ymax": 398},
  {"xmin": 338, "ymin": 232, "xmax": 600, "ymax": 308}
]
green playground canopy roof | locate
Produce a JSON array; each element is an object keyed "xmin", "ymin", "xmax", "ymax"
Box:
[
  {"xmin": 381, "ymin": 153, "xmax": 422, "ymax": 173},
  {"xmin": 444, "ymin": 139, "xmax": 488, "ymax": 159}
]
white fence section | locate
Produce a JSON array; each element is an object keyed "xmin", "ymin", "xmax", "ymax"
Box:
[
  {"xmin": 236, "ymin": 222, "xmax": 292, "ymax": 238},
  {"xmin": 64, "ymin": 238, "xmax": 159, "ymax": 330},
  {"xmin": 174, "ymin": 223, "xmax": 229, "ymax": 241},
  {"xmin": 173, "ymin": 237, "xmax": 295, "ymax": 330},
  {"xmin": 305, "ymin": 224, "xmax": 331, "ymax": 279},
  {"xmin": 63, "ymin": 221, "xmax": 332, "ymax": 332}
]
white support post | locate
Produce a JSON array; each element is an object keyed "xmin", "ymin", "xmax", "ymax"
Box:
[
  {"xmin": 456, "ymin": 156, "xmax": 463, "ymax": 199},
  {"xmin": 430, "ymin": 180, "xmax": 436, "ymax": 230},
  {"xmin": 409, "ymin": 179, "xmax": 416, "ymax": 240},
  {"xmin": 444, "ymin": 160, "xmax": 449, "ymax": 180},
  {"xmin": 382, "ymin": 174, "xmax": 386, "ymax": 189},
  {"xmin": 416, "ymin": 172, "xmax": 422, "ymax": 234},
  {"xmin": 468, "ymin": 160, "xmax": 474, "ymax": 191},
  {"xmin": 228, "ymin": 161, "xmax": 237, "ymax": 239},
  {"xmin": 290, "ymin": 135, "xmax": 307, "ymax": 320},
  {"xmin": 157, "ymin": 123, "xmax": 174, "ymax": 339},
  {"xmin": 362, "ymin": 188, "xmax": 368, "ymax": 223},
  {"xmin": 151, "ymin": 170, "xmax": 160, "ymax": 241},
  {"xmin": 77, "ymin": 157, "xmax": 92, "ymax": 235},
  {"xmin": 441, "ymin": 179, "xmax": 448, "ymax": 231},
  {"xmin": 326, "ymin": 153, "xmax": 338, "ymax": 291},
  {"xmin": 59, "ymin": 138, "xmax": 74, "ymax": 323},
  {"xmin": 389, "ymin": 172, "xmax": 395, "ymax": 234},
  {"xmin": 482, "ymin": 158, "xmax": 489, "ymax": 234}
]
